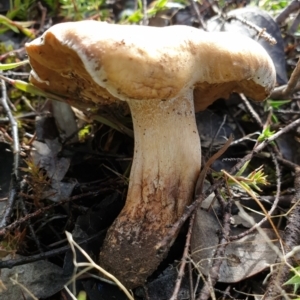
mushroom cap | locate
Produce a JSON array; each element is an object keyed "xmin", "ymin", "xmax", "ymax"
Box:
[{"xmin": 26, "ymin": 20, "xmax": 276, "ymax": 110}]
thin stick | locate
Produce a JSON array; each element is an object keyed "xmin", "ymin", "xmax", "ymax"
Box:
[
  {"xmin": 170, "ymin": 212, "xmax": 196, "ymax": 300},
  {"xmin": 0, "ymin": 78, "xmax": 19, "ymax": 178},
  {"xmin": 276, "ymin": 0, "xmax": 300, "ymax": 24},
  {"xmin": 18, "ymin": 190, "xmax": 43, "ymax": 253},
  {"xmin": 240, "ymin": 93, "xmax": 263, "ymax": 127},
  {"xmin": 207, "ymin": 114, "xmax": 227, "ymax": 157},
  {"xmin": 142, "ymin": 0, "xmax": 148, "ymax": 25},
  {"xmin": 189, "ymin": 0, "xmax": 207, "ymax": 30},
  {"xmin": 263, "ymin": 167, "xmax": 300, "ymax": 299},
  {"xmin": 282, "ymin": 58, "xmax": 300, "ymax": 97},
  {"xmin": 0, "ymin": 231, "xmax": 103, "ymax": 269},
  {"xmin": 226, "ymin": 15, "xmax": 277, "ymax": 45},
  {"xmin": 229, "ymin": 152, "xmax": 281, "ymax": 241},
  {"xmin": 65, "ymin": 232, "xmax": 134, "ymax": 300},
  {"xmin": 0, "ymin": 77, "xmax": 20, "ymax": 228},
  {"xmin": 197, "ymin": 200, "xmax": 232, "ymax": 300},
  {"xmin": 0, "ymin": 191, "xmax": 98, "ymax": 236},
  {"xmin": 271, "ymin": 57, "xmax": 300, "ymax": 99}
]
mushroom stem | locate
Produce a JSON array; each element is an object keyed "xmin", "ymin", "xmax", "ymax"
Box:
[{"xmin": 100, "ymin": 91, "xmax": 201, "ymax": 288}]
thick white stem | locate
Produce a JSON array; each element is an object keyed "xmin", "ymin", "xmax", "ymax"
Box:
[
  {"xmin": 125, "ymin": 94, "xmax": 201, "ymax": 232},
  {"xmin": 100, "ymin": 92, "xmax": 201, "ymax": 288}
]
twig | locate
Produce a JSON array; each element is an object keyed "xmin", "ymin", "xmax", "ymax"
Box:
[
  {"xmin": 170, "ymin": 212, "xmax": 196, "ymax": 300},
  {"xmin": 37, "ymin": 2, "xmax": 47, "ymax": 33},
  {"xmin": 0, "ymin": 48, "xmax": 25, "ymax": 62},
  {"xmin": 229, "ymin": 132, "xmax": 260, "ymax": 146},
  {"xmin": 197, "ymin": 200, "xmax": 232, "ymax": 300},
  {"xmin": 276, "ymin": 109, "xmax": 300, "ymax": 115},
  {"xmin": 170, "ymin": 136, "xmax": 231, "ymax": 298},
  {"xmin": 228, "ymin": 97, "xmax": 282, "ymax": 241},
  {"xmin": 0, "ymin": 176, "xmax": 18, "ymax": 228},
  {"xmin": 0, "ymin": 77, "xmax": 20, "ymax": 228},
  {"xmin": 189, "ymin": 0, "xmax": 207, "ymax": 30},
  {"xmin": 18, "ymin": 187, "xmax": 43, "ymax": 253},
  {"xmin": 142, "ymin": 0, "xmax": 148, "ymax": 25},
  {"xmin": 229, "ymin": 152, "xmax": 281, "ymax": 241},
  {"xmin": 282, "ymin": 58, "xmax": 300, "ymax": 97},
  {"xmin": 214, "ymin": 287, "xmax": 235, "ymax": 300},
  {"xmin": 3, "ymin": 71, "xmax": 30, "ymax": 77},
  {"xmin": 226, "ymin": 15, "xmax": 277, "ymax": 45},
  {"xmin": 240, "ymin": 93, "xmax": 263, "ymax": 127},
  {"xmin": 271, "ymin": 57, "xmax": 300, "ymax": 99},
  {"xmin": 275, "ymin": 0, "xmax": 300, "ymax": 24},
  {"xmin": 276, "ymin": 156, "xmax": 299, "ymax": 170},
  {"xmin": 0, "ymin": 231, "xmax": 103, "ymax": 269},
  {"xmin": 263, "ymin": 167, "xmax": 300, "ymax": 299},
  {"xmin": 289, "ymin": 11, "xmax": 300, "ymax": 35},
  {"xmin": 207, "ymin": 114, "xmax": 227, "ymax": 157},
  {"xmin": 196, "ymin": 136, "xmax": 233, "ymax": 197},
  {"xmin": 0, "ymin": 78, "xmax": 20, "ymax": 178},
  {"xmin": 10, "ymin": 275, "xmax": 39, "ymax": 300},
  {"xmin": 0, "ymin": 191, "xmax": 98, "ymax": 236},
  {"xmin": 65, "ymin": 232, "xmax": 134, "ymax": 300},
  {"xmin": 189, "ymin": 258, "xmax": 195, "ymax": 300}
]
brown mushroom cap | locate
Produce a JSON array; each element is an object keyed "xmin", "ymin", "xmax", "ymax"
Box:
[
  {"xmin": 25, "ymin": 21, "xmax": 276, "ymax": 288},
  {"xmin": 26, "ymin": 20, "xmax": 275, "ymax": 111}
]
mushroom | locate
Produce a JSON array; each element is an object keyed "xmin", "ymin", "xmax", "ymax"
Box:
[{"xmin": 25, "ymin": 20, "xmax": 276, "ymax": 288}]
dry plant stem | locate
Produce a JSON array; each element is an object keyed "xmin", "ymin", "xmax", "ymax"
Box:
[
  {"xmin": 0, "ymin": 231, "xmax": 103, "ymax": 269},
  {"xmin": 170, "ymin": 212, "xmax": 196, "ymax": 300},
  {"xmin": 0, "ymin": 79, "xmax": 19, "ymax": 178},
  {"xmin": 207, "ymin": 114, "xmax": 227, "ymax": 158},
  {"xmin": 195, "ymin": 136, "xmax": 233, "ymax": 197},
  {"xmin": 18, "ymin": 192, "xmax": 43, "ymax": 253},
  {"xmin": 276, "ymin": 156, "xmax": 299, "ymax": 171},
  {"xmin": 259, "ymin": 195, "xmax": 294, "ymax": 208},
  {"xmin": 189, "ymin": 260, "xmax": 195, "ymax": 300},
  {"xmin": 157, "ymin": 117, "xmax": 300, "ymax": 252},
  {"xmin": 226, "ymin": 15, "xmax": 277, "ymax": 45},
  {"xmin": 282, "ymin": 58, "xmax": 300, "ymax": 97},
  {"xmin": 271, "ymin": 58, "xmax": 300, "ymax": 99},
  {"xmin": 142, "ymin": 0, "xmax": 148, "ymax": 25},
  {"xmin": 10, "ymin": 276, "xmax": 39, "ymax": 300},
  {"xmin": 289, "ymin": 11, "xmax": 300, "ymax": 34},
  {"xmin": 229, "ymin": 151, "xmax": 281, "ymax": 241},
  {"xmin": 0, "ymin": 176, "xmax": 18, "ymax": 229},
  {"xmin": 100, "ymin": 95, "xmax": 201, "ymax": 288},
  {"xmin": 229, "ymin": 132, "xmax": 260, "ymax": 146},
  {"xmin": 240, "ymin": 93, "xmax": 263, "ymax": 127},
  {"xmin": 276, "ymin": 109, "xmax": 300, "ymax": 115},
  {"xmin": 222, "ymin": 286, "xmax": 232, "ymax": 300},
  {"xmin": 263, "ymin": 167, "xmax": 300, "ymax": 300},
  {"xmin": 275, "ymin": 0, "xmax": 300, "ymax": 24},
  {"xmin": 197, "ymin": 200, "xmax": 232, "ymax": 300},
  {"xmin": 0, "ymin": 78, "xmax": 20, "ymax": 228},
  {"xmin": 65, "ymin": 232, "xmax": 133, "ymax": 300},
  {"xmin": 0, "ymin": 47, "xmax": 25, "ymax": 61},
  {"xmin": 0, "ymin": 191, "xmax": 98, "ymax": 236},
  {"xmin": 270, "ymin": 84, "xmax": 295, "ymax": 100},
  {"xmin": 227, "ymin": 106, "xmax": 246, "ymax": 137},
  {"xmin": 37, "ymin": 1, "xmax": 47, "ymax": 33},
  {"xmin": 231, "ymin": 117, "xmax": 300, "ymax": 173},
  {"xmin": 71, "ymin": 0, "xmax": 78, "ymax": 13},
  {"xmin": 222, "ymin": 167, "xmax": 281, "ymax": 242},
  {"xmin": 229, "ymin": 97, "xmax": 281, "ymax": 241},
  {"xmin": 189, "ymin": 0, "xmax": 207, "ymax": 30}
]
